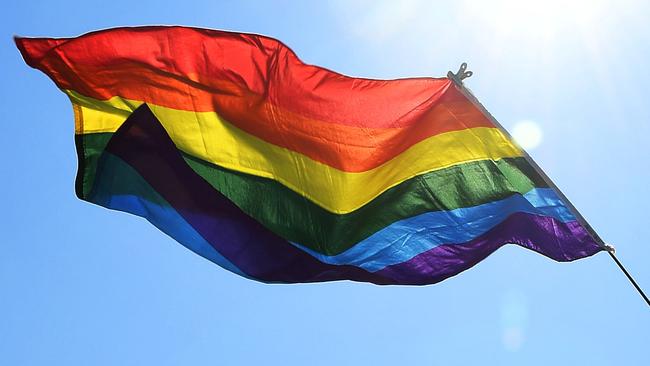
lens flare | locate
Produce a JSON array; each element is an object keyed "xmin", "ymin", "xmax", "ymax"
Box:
[
  {"xmin": 511, "ymin": 120, "xmax": 543, "ymax": 150},
  {"xmin": 501, "ymin": 290, "xmax": 529, "ymax": 352}
]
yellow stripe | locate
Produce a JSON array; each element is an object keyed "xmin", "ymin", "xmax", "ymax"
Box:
[{"xmin": 66, "ymin": 90, "xmax": 523, "ymax": 214}]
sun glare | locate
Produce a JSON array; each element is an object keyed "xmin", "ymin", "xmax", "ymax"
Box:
[
  {"xmin": 511, "ymin": 120, "xmax": 543, "ymax": 150},
  {"xmin": 462, "ymin": 0, "xmax": 607, "ymax": 40}
]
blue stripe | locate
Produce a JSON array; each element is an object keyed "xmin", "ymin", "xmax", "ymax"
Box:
[
  {"xmin": 90, "ymin": 154, "xmax": 248, "ymax": 278},
  {"xmin": 290, "ymin": 188, "xmax": 575, "ymax": 272}
]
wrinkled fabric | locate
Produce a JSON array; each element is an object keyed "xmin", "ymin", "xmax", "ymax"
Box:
[{"xmin": 16, "ymin": 26, "xmax": 603, "ymax": 284}]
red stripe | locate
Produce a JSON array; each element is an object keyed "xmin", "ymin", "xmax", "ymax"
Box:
[
  {"xmin": 16, "ymin": 26, "xmax": 495, "ymax": 171},
  {"xmin": 17, "ymin": 26, "xmax": 457, "ymax": 127}
]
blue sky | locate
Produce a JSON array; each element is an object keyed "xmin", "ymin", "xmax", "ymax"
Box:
[{"xmin": 1, "ymin": 1, "xmax": 648, "ymax": 365}]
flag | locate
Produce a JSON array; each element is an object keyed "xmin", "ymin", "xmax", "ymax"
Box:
[{"xmin": 15, "ymin": 26, "xmax": 604, "ymax": 284}]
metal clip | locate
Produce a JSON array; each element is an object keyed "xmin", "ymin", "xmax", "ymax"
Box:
[{"xmin": 447, "ymin": 62, "xmax": 473, "ymax": 85}]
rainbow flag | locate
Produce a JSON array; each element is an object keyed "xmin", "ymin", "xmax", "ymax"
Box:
[{"xmin": 15, "ymin": 26, "xmax": 605, "ymax": 284}]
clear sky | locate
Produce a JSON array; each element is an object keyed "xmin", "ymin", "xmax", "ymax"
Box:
[{"xmin": 1, "ymin": 1, "xmax": 648, "ymax": 365}]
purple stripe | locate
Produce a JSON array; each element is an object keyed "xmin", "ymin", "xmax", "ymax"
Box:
[
  {"xmin": 103, "ymin": 104, "xmax": 394, "ymax": 284},
  {"xmin": 376, "ymin": 212, "xmax": 602, "ymax": 284},
  {"xmin": 101, "ymin": 104, "xmax": 602, "ymax": 285}
]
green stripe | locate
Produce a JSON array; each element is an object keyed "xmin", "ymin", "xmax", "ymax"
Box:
[
  {"xmin": 80, "ymin": 132, "xmax": 548, "ymax": 255},
  {"xmin": 76, "ymin": 132, "xmax": 113, "ymax": 199}
]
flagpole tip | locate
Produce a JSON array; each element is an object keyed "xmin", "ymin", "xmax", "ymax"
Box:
[{"xmin": 603, "ymin": 243, "xmax": 616, "ymax": 253}]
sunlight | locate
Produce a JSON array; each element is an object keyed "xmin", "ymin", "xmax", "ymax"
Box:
[
  {"xmin": 511, "ymin": 120, "xmax": 543, "ymax": 150},
  {"xmin": 461, "ymin": 0, "xmax": 607, "ymax": 41}
]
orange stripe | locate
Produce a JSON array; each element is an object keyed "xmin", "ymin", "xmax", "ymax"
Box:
[
  {"xmin": 65, "ymin": 82, "xmax": 493, "ymax": 171},
  {"xmin": 17, "ymin": 27, "xmax": 495, "ymax": 170}
]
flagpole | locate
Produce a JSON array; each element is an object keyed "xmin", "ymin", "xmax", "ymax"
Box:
[
  {"xmin": 608, "ymin": 252, "xmax": 650, "ymax": 306},
  {"xmin": 447, "ymin": 63, "xmax": 649, "ymax": 307}
]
